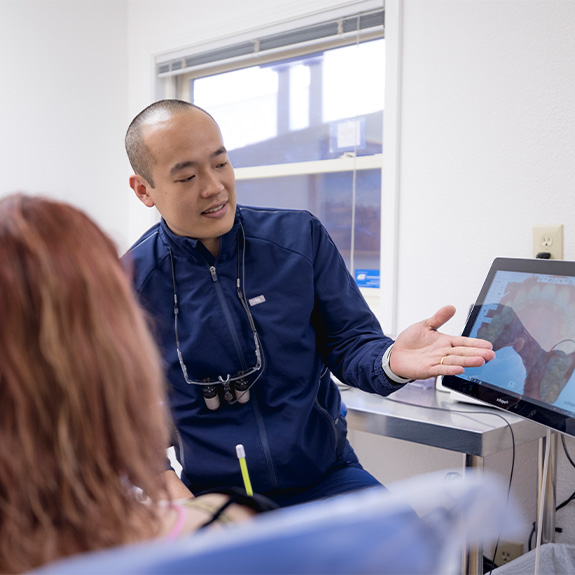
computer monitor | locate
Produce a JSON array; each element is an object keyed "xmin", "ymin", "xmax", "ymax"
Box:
[{"xmin": 442, "ymin": 257, "xmax": 575, "ymax": 437}]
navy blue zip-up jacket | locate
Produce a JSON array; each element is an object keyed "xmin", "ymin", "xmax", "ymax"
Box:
[{"xmin": 123, "ymin": 206, "xmax": 399, "ymax": 495}]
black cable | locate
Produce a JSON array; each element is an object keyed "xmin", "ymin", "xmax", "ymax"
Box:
[
  {"xmin": 556, "ymin": 492, "xmax": 575, "ymax": 512},
  {"xmin": 528, "ymin": 522, "xmax": 536, "ymax": 552},
  {"xmin": 562, "ymin": 434, "xmax": 575, "ymax": 469},
  {"xmin": 381, "ymin": 395, "xmax": 516, "ymax": 495},
  {"xmin": 196, "ymin": 486, "xmax": 279, "ymax": 529},
  {"xmin": 482, "ymin": 555, "xmax": 499, "ymax": 573}
]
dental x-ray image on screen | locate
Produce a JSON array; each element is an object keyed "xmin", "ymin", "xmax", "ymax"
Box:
[{"xmin": 443, "ymin": 257, "xmax": 575, "ymax": 437}]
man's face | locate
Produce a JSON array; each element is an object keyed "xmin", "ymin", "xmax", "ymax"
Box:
[{"xmin": 133, "ymin": 108, "xmax": 236, "ymax": 255}]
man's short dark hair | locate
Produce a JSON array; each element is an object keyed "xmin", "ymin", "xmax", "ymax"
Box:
[{"xmin": 125, "ymin": 100, "xmax": 212, "ymax": 187}]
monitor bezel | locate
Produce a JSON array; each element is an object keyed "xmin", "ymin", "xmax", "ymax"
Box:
[{"xmin": 442, "ymin": 257, "xmax": 575, "ymax": 437}]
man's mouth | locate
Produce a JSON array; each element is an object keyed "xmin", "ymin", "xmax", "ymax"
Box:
[{"xmin": 202, "ymin": 203, "xmax": 226, "ymax": 215}]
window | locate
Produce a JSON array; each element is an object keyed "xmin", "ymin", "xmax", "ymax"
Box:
[{"xmin": 156, "ymin": 8, "xmax": 384, "ymax": 291}]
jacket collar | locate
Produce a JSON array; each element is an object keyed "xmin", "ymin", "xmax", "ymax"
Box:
[{"xmin": 159, "ymin": 207, "xmax": 243, "ymax": 264}]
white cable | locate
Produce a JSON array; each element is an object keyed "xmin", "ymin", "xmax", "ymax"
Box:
[
  {"xmin": 534, "ymin": 428, "xmax": 551, "ymax": 575},
  {"xmin": 348, "ymin": 14, "xmax": 361, "ymax": 277}
]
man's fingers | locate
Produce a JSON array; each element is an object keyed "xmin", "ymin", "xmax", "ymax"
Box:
[
  {"xmin": 425, "ymin": 305, "xmax": 457, "ymax": 331},
  {"xmin": 436, "ymin": 344, "xmax": 495, "ymax": 379},
  {"xmin": 442, "ymin": 345, "xmax": 495, "ymax": 358},
  {"xmin": 438, "ymin": 353, "xmax": 492, "ymax": 368},
  {"xmin": 450, "ymin": 336, "xmax": 494, "ymax": 349}
]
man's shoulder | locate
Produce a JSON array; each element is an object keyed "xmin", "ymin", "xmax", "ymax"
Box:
[
  {"xmin": 239, "ymin": 205, "xmax": 316, "ymax": 222},
  {"xmin": 121, "ymin": 223, "xmax": 166, "ymax": 291},
  {"xmin": 123, "ymin": 223, "xmax": 163, "ymax": 260},
  {"xmin": 239, "ymin": 205, "xmax": 322, "ymax": 240}
]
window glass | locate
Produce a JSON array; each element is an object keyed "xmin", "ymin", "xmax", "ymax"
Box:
[
  {"xmin": 193, "ymin": 39, "xmax": 384, "ymax": 168},
  {"xmin": 194, "ymin": 67, "xmax": 278, "ymax": 151},
  {"xmin": 236, "ymin": 169, "xmax": 381, "ymax": 272}
]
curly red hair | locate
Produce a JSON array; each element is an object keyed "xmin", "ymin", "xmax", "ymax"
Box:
[{"xmin": 0, "ymin": 194, "xmax": 171, "ymax": 572}]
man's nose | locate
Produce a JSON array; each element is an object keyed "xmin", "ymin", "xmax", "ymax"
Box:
[{"xmin": 200, "ymin": 171, "xmax": 224, "ymax": 197}]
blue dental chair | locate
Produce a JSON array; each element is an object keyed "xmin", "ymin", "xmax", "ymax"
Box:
[{"xmin": 31, "ymin": 470, "xmax": 520, "ymax": 575}]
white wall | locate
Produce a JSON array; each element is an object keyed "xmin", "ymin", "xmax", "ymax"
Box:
[
  {"xmin": 390, "ymin": 0, "xmax": 575, "ymax": 337},
  {"xmin": 0, "ymin": 0, "xmax": 129, "ymax": 249}
]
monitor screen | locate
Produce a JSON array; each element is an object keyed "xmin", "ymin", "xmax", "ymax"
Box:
[{"xmin": 442, "ymin": 257, "xmax": 575, "ymax": 436}]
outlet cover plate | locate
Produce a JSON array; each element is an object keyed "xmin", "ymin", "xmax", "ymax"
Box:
[{"xmin": 533, "ymin": 224, "xmax": 563, "ymax": 259}]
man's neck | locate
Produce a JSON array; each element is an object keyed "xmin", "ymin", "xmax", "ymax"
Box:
[{"xmin": 202, "ymin": 237, "xmax": 220, "ymax": 258}]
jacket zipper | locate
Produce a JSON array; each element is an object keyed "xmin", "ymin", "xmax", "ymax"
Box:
[
  {"xmin": 252, "ymin": 393, "xmax": 279, "ymax": 490},
  {"xmin": 209, "ymin": 264, "xmax": 278, "ymax": 489},
  {"xmin": 314, "ymin": 398, "xmax": 339, "ymax": 448},
  {"xmin": 209, "ymin": 265, "xmax": 247, "ymax": 370}
]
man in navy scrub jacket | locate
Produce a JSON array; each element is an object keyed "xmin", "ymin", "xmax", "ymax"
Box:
[{"xmin": 123, "ymin": 99, "xmax": 495, "ymax": 507}]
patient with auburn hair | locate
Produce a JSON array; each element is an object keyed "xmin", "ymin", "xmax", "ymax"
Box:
[{"xmin": 0, "ymin": 194, "xmax": 258, "ymax": 574}]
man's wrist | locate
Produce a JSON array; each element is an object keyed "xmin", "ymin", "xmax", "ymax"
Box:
[{"xmin": 382, "ymin": 344, "xmax": 414, "ymax": 384}]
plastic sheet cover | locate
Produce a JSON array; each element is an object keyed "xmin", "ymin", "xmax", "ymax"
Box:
[{"xmin": 32, "ymin": 469, "xmax": 521, "ymax": 575}]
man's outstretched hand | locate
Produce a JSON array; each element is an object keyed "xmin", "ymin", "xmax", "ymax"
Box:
[{"xmin": 390, "ymin": 305, "xmax": 495, "ymax": 381}]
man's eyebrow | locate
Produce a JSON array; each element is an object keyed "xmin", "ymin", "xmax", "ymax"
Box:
[
  {"xmin": 212, "ymin": 146, "xmax": 227, "ymax": 159},
  {"xmin": 170, "ymin": 160, "xmax": 195, "ymax": 175},
  {"xmin": 169, "ymin": 147, "xmax": 227, "ymax": 176}
]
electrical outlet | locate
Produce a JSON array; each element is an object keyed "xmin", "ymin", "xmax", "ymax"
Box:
[
  {"xmin": 533, "ymin": 224, "xmax": 563, "ymax": 259},
  {"xmin": 493, "ymin": 541, "xmax": 524, "ymax": 566}
]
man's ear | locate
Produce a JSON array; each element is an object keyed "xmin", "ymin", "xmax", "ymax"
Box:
[{"xmin": 129, "ymin": 174, "xmax": 155, "ymax": 208}]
